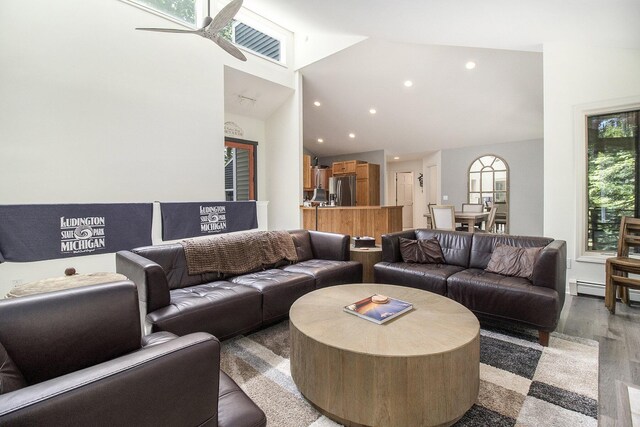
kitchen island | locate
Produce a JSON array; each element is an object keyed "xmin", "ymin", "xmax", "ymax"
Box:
[{"xmin": 301, "ymin": 205, "xmax": 403, "ymax": 243}]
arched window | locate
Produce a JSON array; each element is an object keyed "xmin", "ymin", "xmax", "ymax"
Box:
[{"xmin": 468, "ymin": 155, "xmax": 509, "ymax": 232}]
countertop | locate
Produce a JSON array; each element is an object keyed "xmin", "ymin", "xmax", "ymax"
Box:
[{"xmin": 300, "ymin": 205, "xmax": 401, "ymax": 210}]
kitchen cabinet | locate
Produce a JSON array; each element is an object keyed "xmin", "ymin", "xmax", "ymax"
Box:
[
  {"xmin": 332, "ymin": 160, "xmax": 365, "ymax": 175},
  {"xmin": 303, "ymin": 155, "xmax": 311, "ymax": 190},
  {"xmin": 356, "ymin": 163, "xmax": 380, "ymax": 206}
]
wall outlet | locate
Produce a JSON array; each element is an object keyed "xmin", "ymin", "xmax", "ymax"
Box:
[
  {"xmin": 442, "ymin": 195, "xmax": 448, "ymax": 201},
  {"xmin": 11, "ymin": 279, "xmax": 23, "ymax": 287},
  {"xmin": 567, "ymin": 258, "xmax": 572, "ymax": 269}
]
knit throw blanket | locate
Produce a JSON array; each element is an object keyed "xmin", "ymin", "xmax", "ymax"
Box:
[{"xmin": 181, "ymin": 231, "xmax": 298, "ymax": 276}]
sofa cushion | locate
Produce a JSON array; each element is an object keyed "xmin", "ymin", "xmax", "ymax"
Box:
[
  {"xmin": 283, "ymin": 259, "xmax": 363, "ymax": 288},
  {"xmin": 218, "ymin": 371, "xmax": 267, "ymax": 427},
  {"xmin": 231, "ymin": 270, "xmax": 316, "ymax": 323},
  {"xmin": 469, "ymin": 233, "xmax": 553, "ymax": 270},
  {"xmin": 414, "ymin": 230, "xmax": 473, "ymax": 268},
  {"xmin": 373, "ymin": 262, "xmax": 465, "ymax": 295},
  {"xmin": 0, "ymin": 341, "xmax": 26, "ymax": 394},
  {"xmin": 485, "ymin": 244, "xmax": 543, "ymax": 279},
  {"xmin": 399, "ymin": 238, "xmax": 445, "ymax": 264},
  {"xmin": 289, "ymin": 229, "xmax": 314, "ymax": 262},
  {"xmin": 447, "ymin": 268, "xmax": 561, "ymax": 330},
  {"xmin": 133, "ymin": 244, "xmax": 221, "ymax": 290},
  {"xmin": 147, "ymin": 281, "xmax": 263, "ymax": 340}
]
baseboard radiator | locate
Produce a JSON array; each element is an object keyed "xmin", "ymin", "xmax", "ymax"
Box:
[{"xmin": 575, "ymin": 280, "xmax": 640, "ymax": 301}]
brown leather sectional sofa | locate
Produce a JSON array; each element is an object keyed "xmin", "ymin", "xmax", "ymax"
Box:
[
  {"xmin": 374, "ymin": 229, "xmax": 566, "ymax": 346},
  {"xmin": 0, "ymin": 280, "xmax": 266, "ymax": 427},
  {"xmin": 116, "ymin": 230, "xmax": 362, "ymax": 338}
]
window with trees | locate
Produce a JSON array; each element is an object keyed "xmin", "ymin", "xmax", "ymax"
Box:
[
  {"xmin": 225, "ymin": 139, "xmax": 256, "ymax": 201},
  {"xmin": 468, "ymin": 155, "xmax": 509, "ymax": 232},
  {"xmin": 587, "ymin": 110, "xmax": 639, "ymax": 252},
  {"xmin": 127, "ymin": 0, "xmax": 197, "ymax": 26}
]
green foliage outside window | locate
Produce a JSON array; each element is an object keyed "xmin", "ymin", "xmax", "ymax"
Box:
[
  {"xmin": 587, "ymin": 111, "xmax": 639, "ymax": 251},
  {"xmin": 133, "ymin": 0, "xmax": 196, "ymax": 25}
]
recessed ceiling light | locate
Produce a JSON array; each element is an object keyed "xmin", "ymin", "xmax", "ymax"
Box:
[
  {"xmin": 394, "ymin": 156, "xmax": 400, "ymax": 160},
  {"xmin": 348, "ymin": 133, "xmax": 355, "ymax": 139},
  {"xmin": 369, "ymin": 108, "xmax": 377, "ymax": 114},
  {"xmin": 317, "ymin": 138, "xmax": 324, "ymax": 143},
  {"xmin": 313, "ymin": 101, "xmax": 321, "ymax": 107},
  {"xmin": 404, "ymin": 80, "xmax": 413, "ymax": 87},
  {"xmin": 465, "ymin": 61, "xmax": 476, "ymax": 70}
]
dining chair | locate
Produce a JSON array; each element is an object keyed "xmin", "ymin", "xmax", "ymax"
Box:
[
  {"xmin": 426, "ymin": 203, "xmax": 436, "ymax": 228},
  {"xmin": 484, "ymin": 206, "xmax": 498, "ymax": 232},
  {"xmin": 457, "ymin": 203, "xmax": 484, "ymax": 230},
  {"xmin": 429, "ymin": 205, "xmax": 456, "ymax": 230},
  {"xmin": 605, "ymin": 216, "xmax": 640, "ymax": 314},
  {"xmin": 461, "ymin": 203, "xmax": 484, "ymax": 213}
]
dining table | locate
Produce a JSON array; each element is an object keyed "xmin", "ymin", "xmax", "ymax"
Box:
[{"xmin": 423, "ymin": 211, "xmax": 489, "ymax": 232}]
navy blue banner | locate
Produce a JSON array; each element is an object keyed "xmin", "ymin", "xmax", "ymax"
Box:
[
  {"xmin": 0, "ymin": 204, "xmax": 153, "ymax": 263},
  {"xmin": 161, "ymin": 201, "xmax": 257, "ymax": 241}
]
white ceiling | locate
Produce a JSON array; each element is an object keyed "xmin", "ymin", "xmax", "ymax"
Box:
[
  {"xmin": 224, "ymin": 66, "xmax": 292, "ymax": 120},
  {"xmin": 301, "ymin": 39, "xmax": 542, "ymax": 157},
  {"xmin": 236, "ymin": 0, "xmax": 640, "ymax": 159}
]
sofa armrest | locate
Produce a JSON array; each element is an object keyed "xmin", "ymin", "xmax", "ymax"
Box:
[
  {"xmin": 308, "ymin": 231, "xmax": 350, "ymax": 261},
  {"xmin": 116, "ymin": 250, "xmax": 170, "ymax": 314},
  {"xmin": 531, "ymin": 240, "xmax": 567, "ymax": 297},
  {"xmin": 0, "ymin": 333, "xmax": 220, "ymax": 427},
  {"xmin": 381, "ymin": 230, "xmax": 418, "ymax": 263}
]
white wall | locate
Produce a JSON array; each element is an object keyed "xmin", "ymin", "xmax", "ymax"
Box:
[
  {"xmin": 265, "ymin": 73, "xmax": 303, "ymax": 231},
  {"xmin": 440, "ymin": 139, "xmax": 544, "ymax": 236},
  {"xmin": 543, "ymin": 43, "xmax": 640, "ymax": 293},
  {"xmin": 386, "ymin": 160, "xmax": 428, "ymax": 229},
  {"xmin": 294, "ymin": 33, "xmax": 367, "ymax": 70},
  {"xmin": 0, "ymin": 0, "xmax": 297, "ymax": 295}
]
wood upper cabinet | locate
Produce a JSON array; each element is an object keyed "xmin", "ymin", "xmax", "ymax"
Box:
[
  {"xmin": 332, "ymin": 160, "xmax": 365, "ymax": 175},
  {"xmin": 303, "ymin": 155, "xmax": 311, "ymax": 190},
  {"xmin": 356, "ymin": 163, "xmax": 380, "ymax": 206}
]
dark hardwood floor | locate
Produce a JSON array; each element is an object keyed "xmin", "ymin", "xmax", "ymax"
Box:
[{"xmin": 556, "ymin": 293, "xmax": 640, "ymax": 426}]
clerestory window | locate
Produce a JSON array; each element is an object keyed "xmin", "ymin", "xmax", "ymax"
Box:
[{"xmin": 127, "ymin": 0, "xmax": 197, "ymax": 26}]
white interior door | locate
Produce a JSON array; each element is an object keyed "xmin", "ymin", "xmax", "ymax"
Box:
[{"xmin": 396, "ymin": 172, "xmax": 414, "ymax": 229}]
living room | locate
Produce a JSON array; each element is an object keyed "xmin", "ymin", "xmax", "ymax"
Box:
[{"xmin": 1, "ymin": 0, "xmax": 640, "ymax": 425}]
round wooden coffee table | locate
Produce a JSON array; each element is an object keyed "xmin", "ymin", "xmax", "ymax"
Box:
[{"xmin": 289, "ymin": 283, "xmax": 480, "ymax": 427}]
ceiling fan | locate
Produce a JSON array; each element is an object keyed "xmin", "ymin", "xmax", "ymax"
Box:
[{"xmin": 136, "ymin": 0, "xmax": 247, "ymax": 61}]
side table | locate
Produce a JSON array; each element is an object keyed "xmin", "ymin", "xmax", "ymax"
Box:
[{"xmin": 349, "ymin": 245, "xmax": 382, "ymax": 283}]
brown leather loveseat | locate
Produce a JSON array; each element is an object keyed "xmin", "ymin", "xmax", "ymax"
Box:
[
  {"xmin": 0, "ymin": 280, "xmax": 266, "ymax": 427},
  {"xmin": 116, "ymin": 230, "xmax": 362, "ymax": 338},
  {"xmin": 374, "ymin": 229, "xmax": 566, "ymax": 346}
]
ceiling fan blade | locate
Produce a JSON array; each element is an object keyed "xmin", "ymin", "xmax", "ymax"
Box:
[
  {"xmin": 208, "ymin": 0, "xmax": 243, "ymax": 34},
  {"xmin": 136, "ymin": 27, "xmax": 197, "ymax": 34},
  {"xmin": 214, "ymin": 36, "xmax": 247, "ymax": 61}
]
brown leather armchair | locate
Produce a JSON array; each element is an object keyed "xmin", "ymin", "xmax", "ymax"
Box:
[{"xmin": 0, "ymin": 281, "xmax": 266, "ymax": 427}]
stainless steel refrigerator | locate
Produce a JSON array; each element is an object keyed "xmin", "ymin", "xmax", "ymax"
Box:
[{"xmin": 330, "ymin": 175, "xmax": 357, "ymax": 206}]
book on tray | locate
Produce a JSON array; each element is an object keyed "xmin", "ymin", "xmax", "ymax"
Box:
[{"xmin": 343, "ymin": 294, "xmax": 413, "ymax": 324}]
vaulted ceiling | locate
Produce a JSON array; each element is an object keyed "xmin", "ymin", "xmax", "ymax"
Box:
[{"xmin": 237, "ymin": 0, "xmax": 640, "ymax": 159}]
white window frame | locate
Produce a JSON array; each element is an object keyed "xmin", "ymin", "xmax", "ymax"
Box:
[{"xmin": 573, "ymin": 95, "xmax": 640, "ymax": 264}]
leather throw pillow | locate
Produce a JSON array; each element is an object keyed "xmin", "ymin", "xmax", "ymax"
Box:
[
  {"xmin": 399, "ymin": 237, "xmax": 446, "ymax": 264},
  {"xmin": 485, "ymin": 243, "xmax": 543, "ymax": 279},
  {"xmin": 0, "ymin": 341, "xmax": 27, "ymax": 394}
]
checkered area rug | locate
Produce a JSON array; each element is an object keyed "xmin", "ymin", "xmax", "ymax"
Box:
[{"xmin": 220, "ymin": 320, "xmax": 598, "ymax": 427}]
